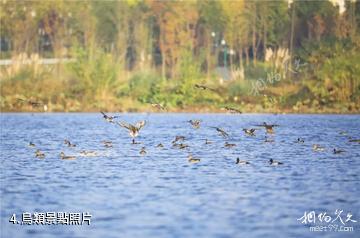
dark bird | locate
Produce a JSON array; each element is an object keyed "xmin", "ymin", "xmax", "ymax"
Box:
[
  {"xmin": 269, "ymin": 159, "xmax": 283, "ymax": 165},
  {"xmin": 17, "ymin": 98, "xmax": 43, "ymax": 107},
  {"xmin": 349, "ymin": 139, "xmax": 360, "ymax": 144},
  {"xmin": 194, "ymin": 84, "xmax": 216, "ymax": 92},
  {"xmin": 35, "ymin": 149, "xmax": 45, "ymax": 159},
  {"xmin": 140, "ymin": 147, "xmax": 147, "ymax": 155},
  {"xmin": 188, "ymin": 120, "xmax": 201, "ymax": 129},
  {"xmin": 243, "ymin": 128, "xmax": 256, "ymax": 136},
  {"xmin": 156, "ymin": 143, "xmax": 164, "ymax": 148},
  {"xmin": 64, "ymin": 139, "xmax": 76, "ymax": 147},
  {"xmin": 255, "ymin": 122, "xmax": 279, "ymax": 134},
  {"xmin": 205, "ymin": 139, "xmax": 212, "ymax": 144},
  {"xmin": 188, "ymin": 155, "xmax": 200, "ymax": 163},
  {"xmin": 333, "ymin": 148, "xmax": 345, "ymax": 154},
  {"xmin": 172, "ymin": 136, "xmax": 185, "ymax": 144},
  {"xmin": 236, "ymin": 158, "xmax": 250, "ymax": 165},
  {"xmin": 296, "ymin": 138, "xmax": 305, "ymax": 143},
  {"xmin": 225, "ymin": 142, "xmax": 236, "ymax": 148},
  {"xmin": 224, "ymin": 106, "xmax": 242, "ymax": 114},
  {"xmin": 100, "ymin": 111, "xmax": 120, "ymax": 123},
  {"xmin": 28, "ymin": 142, "xmax": 35, "ymax": 147},
  {"xmin": 178, "ymin": 144, "xmax": 189, "ymax": 149},
  {"xmin": 173, "ymin": 143, "xmax": 189, "ymax": 149},
  {"xmin": 102, "ymin": 141, "xmax": 113, "ymax": 148},
  {"xmin": 60, "ymin": 152, "xmax": 76, "ymax": 160},
  {"xmin": 118, "ymin": 120, "xmax": 146, "ymax": 144},
  {"xmin": 211, "ymin": 127, "xmax": 229, "ymax": 138}
]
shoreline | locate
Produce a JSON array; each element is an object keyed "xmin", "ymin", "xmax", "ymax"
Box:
[
  {"xmin": 2, "ymin": 103, "xmax": 359, "ymax": 115},
  {"xmin": 1, "ymin": 110, "xmax": 359, "ymax": 115}
]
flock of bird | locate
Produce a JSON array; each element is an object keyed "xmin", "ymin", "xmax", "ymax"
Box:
[
  {"xmin": 20, "ymin": 83, "xmax": 358, "ymax": 163},
  {"xmin": 28, "ymin": 111, "xmax": 359, "ymax": 166},
  {"xmin": 16, "ymin": 83, "xmax": 244, "ymax": 114}
]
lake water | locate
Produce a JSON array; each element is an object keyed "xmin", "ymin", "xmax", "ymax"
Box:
[{"xmin": 1, "ymin": 113, "xmax": 359, "ymax": 238}]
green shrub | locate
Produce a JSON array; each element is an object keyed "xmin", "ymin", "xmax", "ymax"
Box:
[{"xmin": 66, "ymin": 47, "xmax": 121, "ymax": 101}]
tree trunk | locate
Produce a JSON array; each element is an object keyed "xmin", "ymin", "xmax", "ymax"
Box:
[
  {"xmin": 263, "ymin": 16, "xmax": 267, "ymax": 61},
  {"xmin": 245, "ymin": 47, "xmax": 249, "ymax": 66},
  {"xmin": 351, "ymin": 1, "xmax": 356, "ymax": 41},
  {"xmin": 289, "ymin": 1, "xmax": 296, "ymax": 79},
  {"xmin": 207, "ymin": 31, "xmax": 211, "ymax": 79},
  {"xmin": 238, "ymin": 48, "xmax": 243, "ymax": 69},
  {"xmin": 162, "ymin": 49, "xmax": 166, "ymax": 79},
  {"xmin": 252, "ymin": 3, "xmax": 257, "ymax": 65}
]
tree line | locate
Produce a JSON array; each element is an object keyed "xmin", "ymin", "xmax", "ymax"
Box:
[{"xmin": 1, "ymin": 0, "xmax": 359, "ymax": 113}]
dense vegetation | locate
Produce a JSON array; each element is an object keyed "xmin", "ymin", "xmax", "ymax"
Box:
[{"xmin": 0, "ymin": 0, "xmax": 359, "ymax": 113}]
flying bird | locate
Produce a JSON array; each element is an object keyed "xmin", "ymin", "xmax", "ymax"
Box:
[
  {"xmin": 211, "ymin": 127, "xmax": 229, "ymax": 138},
  {"xmin": 150, "ymin": 102, "xmax": 167, "ymax": 111},
  {"xmin": 100, "ymin": 111, "xmax": 120, "ymax": 123},
  {"xmin": 118, "ymin": 120, "xmax": 146, "ymax": 144},
  {"xmin": 243, "ymin": 128, "xmax": 256, "ymax": 136},
  {"xmin": 255, "ymin": 122, "xmax": 279, "ymax": 134},
  {"xmin": 17, "ymin": 98, "xmax": 43, "ymax": 107},
  {"xmin": 223, "ymin": 106, "xmax": 242, "ymax": 114},
  {"xmin": 188, "ymin": 120, "xmax": 201, "ymax": 129}
]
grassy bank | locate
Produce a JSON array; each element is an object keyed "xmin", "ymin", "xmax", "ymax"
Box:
[{"xmin": 1, "ymin": 41, "xmax": 359, "ymax": 114}]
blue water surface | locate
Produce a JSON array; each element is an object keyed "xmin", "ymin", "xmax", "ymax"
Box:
[{"xmin": 1, "ymin": 113, "xmax": 359, "ymax": 238}]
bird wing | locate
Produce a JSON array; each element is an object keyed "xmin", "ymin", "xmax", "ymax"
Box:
[
  {"xmin": 100, "ymin": 111, "xmax": 108, "ymax": 118},
  {"xmin": 221, "ymin": 131, "xmax": 229, "ymax": 137},
  {"xmin": 136, "ymin": 120, "xmax": 146, "ymax": 130},
  {"xmin": 217, "ymin": 128, "xmax": 229, "ymax": 137},
  {"xmin": 118, "ymin": 121, "xmax": 132, "ymax": 130},
  {"xmin": 254, "ymin": 124, "xmax": 266, "ymax": 127}
]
